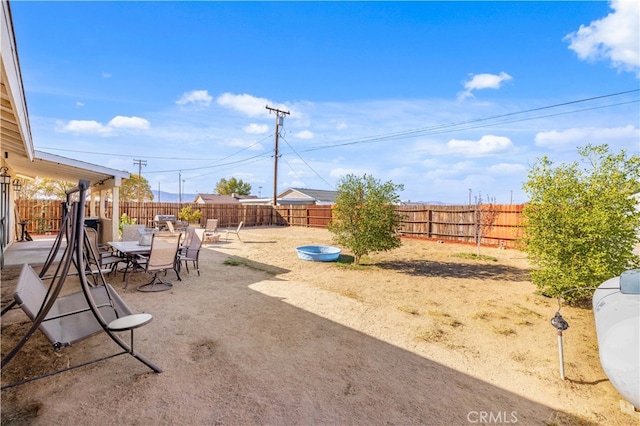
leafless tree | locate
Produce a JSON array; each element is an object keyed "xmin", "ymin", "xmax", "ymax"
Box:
[{"xmin": 474, "ymin": 193, "xmax": 499, "ymax": 256}]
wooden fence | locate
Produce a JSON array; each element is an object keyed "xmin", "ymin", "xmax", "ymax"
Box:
[
  {"xmin": 398, "ymin": 204, "xmax": 524, "ymax": 248},
  {"xmin": 15, "ymin": 200, "xmax": 525, "ymax": 248}
]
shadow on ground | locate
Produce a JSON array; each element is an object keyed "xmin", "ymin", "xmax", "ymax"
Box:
[
  {"xmin": 1, "ymin": 246, "xmax": 589, "ymax": 425},
  {"xmin": 376, "ymin": 259, "xmax": 531, "ymax": 282}
]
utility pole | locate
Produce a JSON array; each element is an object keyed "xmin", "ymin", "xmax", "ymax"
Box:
[
  {"xmin": 178, "ymin": 170, "xmax": 182, "ymax": 205},
  {"xmin": 133, "ymin": 159, "xmax": 147, "ymax": 203},
  {"xmin": 266, "ymin": 105, "xmax": 290, "ymax": 206},
  {"xmin": 133, "ymin": 159, "xmax": 147, "ymax": 223}
]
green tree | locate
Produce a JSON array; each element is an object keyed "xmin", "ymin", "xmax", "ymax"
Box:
[
  {"xmin": 121, "ymin": 173, "xmax": 154, "ymax": 202},
  {"xmin": 521, "ymin": 144, "xmax": 640, "ymax": 302},
  {"xmin": 36, "ymin": 178, "xmax": 75, "ymax": 199},
  {"xmin": 328, "ymin": 174, "xmax": 404, "ymax": 265},
  {"xmin": 215, "ymin": 177, "xmax": 251, "ymax": 195},
  {"xmin": 14, "ymin": 178, "xmax": 39, "ymax": 199}
]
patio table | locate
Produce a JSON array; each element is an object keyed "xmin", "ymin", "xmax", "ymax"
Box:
[{"xmin": 107, "ymin": 241, "xmax": 151, "ymax": 285}]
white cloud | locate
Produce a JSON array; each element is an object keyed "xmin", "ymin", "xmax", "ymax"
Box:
[
  {"xmin": 108, "ymin": 116, "xmax": 150, "ymax": 130},
  {"xmin": 176, "ymin": 90, "xmax": 213, "ymax": 107},
  {"xmin": 244, "ymin": 123, "xmax": 269, "ymax": 134},
  {"xmin": 102, "ymin": 71, "xmax": 111, "ymax": 78},
  {"xmin": 293, "ymin": 130, "xmax": 314, "ymax": 139},
  {"xmin": 75, "ymin": 102, "xmax": 84, "ymax": 108},
  {"xmin": 217, "ymin": 93, "xmax": 272, "ymax": 117},
  {"xmin": 458, "ymin": 72, "xmax": 513, "ymax": 100},
  {"xmin": 535, "ymin": 125, "xmax": 640, "ymax": 151},
  {"xmin": 564, "ymin": 0, "xmax": 640, "ymax": 77},
  {"xmin": 56, "ymin": 115, "xmax": 151, "ymax": 136},
  {"xmin": 446, "ymin": 135, "xmax": 514, "ymax": 156},
  {"xmin": 57, "ymin": 119, "xmax": 112, "ymax": 136}
]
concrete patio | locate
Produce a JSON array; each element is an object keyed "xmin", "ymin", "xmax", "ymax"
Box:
[{"xmin": 2, "ymin": 235, "xmax": 63, "ymax": 267}]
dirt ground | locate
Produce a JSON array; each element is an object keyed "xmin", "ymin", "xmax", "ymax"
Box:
[{"xmin": 0, "ymin": 226, "xmax": 637, "ymax": 425}]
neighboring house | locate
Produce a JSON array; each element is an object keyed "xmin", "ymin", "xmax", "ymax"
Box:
[
  {"xmin": 194, "ymin": 193, "xmax": 259, "ymax": 204},
  {"xmin": 279, "ymin": 188, "xmax": 337, "ymax": 205},
  {"xmin": 1, "ymin": 0, "xmax": 129, "ymax": 248},
  {"xmin": 240, "ymin": 188, "xmax": 338, "ymax": 206}
]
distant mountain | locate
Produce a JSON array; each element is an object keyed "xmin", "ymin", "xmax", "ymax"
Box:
[{"xmin": 152, "ymin": 190, "xmax": 198, "ymax": 203}]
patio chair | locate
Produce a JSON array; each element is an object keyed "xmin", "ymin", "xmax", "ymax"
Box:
[
  {"xmin": 225, "ymin": 221, "xmax": 243, "ymax": 242},
  {"xmin": 180, "ymin": 226, "xmax": 195, "ymax": 248},
  {"xmin": 178, "ymin": 228, "xmax": 205, "ymax": 276},
  {"xmin": 132, "ymin": 232, "xmax": 182, "ymax": 292},
  {"xmin": 122, "ymin": 224, "xmax": 144, "ymax": 241},
  {"xmin": 203, "ymin": 219, "xmax": 218, "ymax": 243},
  {"xmin": 84, "ymin": 226, "xmax": 124, "ymax": 276},
  {"xmin": 119, "ymin": 224, "xmax": 146, "ymax": 281}
]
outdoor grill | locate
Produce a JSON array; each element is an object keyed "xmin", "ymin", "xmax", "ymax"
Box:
[{"xmin": 153, "ymin": 214, "xmax": 186, "ymax": 231}]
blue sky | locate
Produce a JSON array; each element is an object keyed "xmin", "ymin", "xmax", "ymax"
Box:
[{"xmin": 11, "ymin": 1, "xmax": 640, "ymax": 204}]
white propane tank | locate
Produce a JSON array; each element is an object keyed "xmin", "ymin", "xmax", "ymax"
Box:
[{"xmin": 593, "ymin": 269, "xmax": 640, "ymax": 409}]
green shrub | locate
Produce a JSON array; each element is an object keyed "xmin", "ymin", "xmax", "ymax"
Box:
[{"xmin": 178, "ymin": 206, "xmax": 202, "ymax": 223}]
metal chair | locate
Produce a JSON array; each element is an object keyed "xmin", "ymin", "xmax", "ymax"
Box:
[
  {"xmin": 84, "ymin": 226, "xmax": 124, "ymax": 276},
  {"xmin": 178, "ymin": 228, "xmax": 205, "ymax": 276},
  {"xmin": 118, "ymin": 224, "xmax": 146, "ymax": 282},
  {"xmin": 203, "ymin": 219, "xmax": 218, "ymax": 243},
  {"xmin": 133, "ymin": 232, "xmax": 182, "ymax": 292},
  {"xmin": 225, "ymin": 221, "xmax": 243, "ymax": 242},
  {"xmin": 122, "ymin": 224, "xmax": 144, "ymax": 241}
]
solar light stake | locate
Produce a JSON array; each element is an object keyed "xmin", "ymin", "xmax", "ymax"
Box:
[
  {"xmin": 557, "ymin": 330, "xmax": 565, "ymax": 380},
  {"xmin": 551, "ymin": 311, "xmax": 569, "ymax": 380}
]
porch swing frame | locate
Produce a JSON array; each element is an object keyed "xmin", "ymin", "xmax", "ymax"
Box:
[{"xmin": 1, "ymin": 180, "xmax": 161, "ymax": 390}]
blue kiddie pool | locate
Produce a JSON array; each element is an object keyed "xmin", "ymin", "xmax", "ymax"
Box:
[{"xmin": 296, "ymin": 245, "xmax": 342, "ymax": 262}]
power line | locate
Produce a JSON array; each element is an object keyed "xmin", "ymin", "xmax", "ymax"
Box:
[
  {"xmin": 36, "ymin": 89, "xmax": 639, "ymax": 181},
  {"xmin": 277, "ymin": 89, "xmax": 638, "ymax": 193},
  {"xmin": 37, "ymin": 133, "xmax": 275, "ymax": 169},
  {"xmin": 36, "ymin": 148, "xmax": 215, "ymax": 161},
  {"xmin": 298, "ymin": 89, "xmax": 639, "ymax": 153},
  {"xmin": 144, "ymin": 151, "xmax": 272, "ymax": 174},
  {"xmin": 281, "ymin": 135, "xmax": 334, "ymax": 190}
]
